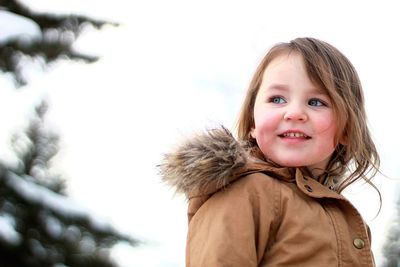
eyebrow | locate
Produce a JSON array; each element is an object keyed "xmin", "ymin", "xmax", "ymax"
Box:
[
  {"xmin": 266, "ymin": 83, "xmax": 326, "ymax": 95},
  {"xmin": 266, "ymin": 84, "xmax": 289, "ymax": 91}
]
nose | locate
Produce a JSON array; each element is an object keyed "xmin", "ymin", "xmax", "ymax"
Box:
[{"xmin": 283, "ymin": 103, "xmax": 308, "ymax": 121}]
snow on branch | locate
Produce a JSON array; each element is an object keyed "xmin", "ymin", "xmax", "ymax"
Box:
[{"xmin": 5, "ymin": 171, "xmax": 113, "ymax": 233}]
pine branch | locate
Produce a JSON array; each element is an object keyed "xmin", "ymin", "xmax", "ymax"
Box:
[{"xmin": 0, "ymin": 0, "xmax": 119, "ymax": 87}]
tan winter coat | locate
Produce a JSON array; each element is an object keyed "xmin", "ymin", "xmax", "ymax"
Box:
[{"xmin": 159, "ymin": 127, "xmax": 375, "ymax": 267}]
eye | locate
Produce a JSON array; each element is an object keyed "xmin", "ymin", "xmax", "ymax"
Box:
[
  {"xmin": 308, "ymin": 98, "xmax": 325, "ymax": 107},
  {"xmin": 269, "ymin": 96, "xmax": 286, "ymax": 104}
]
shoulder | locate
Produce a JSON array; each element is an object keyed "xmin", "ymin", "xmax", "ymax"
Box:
[
  {"xmin": 206, "ymin": 172, "xmax": 283, "ymax": 212},
  {"xmin": 211, "ymin": 172, "xmax": 309, "ymax": 218},
  {"xmin": 188, "ymin": 172, "xmax": 283, "ymax": 221},
  {"xmin": 227, "ymin": 172, "xmax": 281, "ymax": 194},
  {"xmin": 225, "ymin": 172, "xmax": 280, "ymax": 196}
]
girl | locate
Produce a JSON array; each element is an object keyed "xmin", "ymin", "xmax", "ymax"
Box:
[{"xmin": 159, "ymin": 37, "xmax": 379, "ymax": 266}]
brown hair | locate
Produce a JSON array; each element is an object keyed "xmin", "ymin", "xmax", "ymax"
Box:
[{"xmin": 236, "ymin": 37, "xmax": 380, "ymax": 193}]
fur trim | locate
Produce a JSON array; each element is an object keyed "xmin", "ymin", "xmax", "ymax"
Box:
[{"xmin": 158, "ymin": 126, "xmax": 249, "ymax": 196}]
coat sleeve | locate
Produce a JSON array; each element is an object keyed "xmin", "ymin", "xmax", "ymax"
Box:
[{"xmin": 186, "ymin": 174, "xmax": 280, "ymax": 267}]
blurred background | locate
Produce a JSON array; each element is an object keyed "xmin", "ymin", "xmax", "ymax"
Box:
[{"xmin": 1, "ymin": 0, "xmax": 399, "ymax": 266}]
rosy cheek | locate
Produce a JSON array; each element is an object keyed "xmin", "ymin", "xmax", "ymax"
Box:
[
  {"xmin": 313, "ymin": 117, "xmax": 337, "ymax": 148},
  {"xmin": 313, "ymin": 115, "xmax": 336, "ymax": 134},
  {"xmin": 254, "ymin": 110, "xmax": 281, "ymax": 134}
]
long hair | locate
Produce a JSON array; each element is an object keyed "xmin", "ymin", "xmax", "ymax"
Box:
[{"xmin": 236, "ymin": 37, "xmax": 380, "ymax": 193}]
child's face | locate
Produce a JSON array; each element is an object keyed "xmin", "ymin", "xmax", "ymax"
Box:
[{"xmin": 251, "ymin": 52, "xmax": 338, "ymax": 176}]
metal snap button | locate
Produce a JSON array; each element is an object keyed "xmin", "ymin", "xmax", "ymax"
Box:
[
  {"xmin": 353, "ymin": 238, "xmax": 365, "ymax": 249},
  {"xmin": 304, "ymin": 184, "xmax": 313, "ymax": 192}
]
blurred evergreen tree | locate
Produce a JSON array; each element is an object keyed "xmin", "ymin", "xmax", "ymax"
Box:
[
  {"xmin": 0, "ymin": 0, "xmax": 118, "ymax": 87},
  {"xmin": 0, "ymin": 102, "xmax": 137, "ymax": 267},
  {"xmin": 0, "ymin": 1, "xmax": 137, "ymax": 266},
  {"xmin": 382, "ymin": 192, "xmax": 400, "ymax": 267}
]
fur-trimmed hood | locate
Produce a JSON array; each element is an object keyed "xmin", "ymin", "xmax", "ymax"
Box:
[{"xmin": 158, "ymin": 127, "xmax": 293, "ymax": 199}]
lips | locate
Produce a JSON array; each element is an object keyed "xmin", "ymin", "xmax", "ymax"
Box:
[{"xmin": 278, "ymin": 131, "xmax": 311, "ymax": 139}]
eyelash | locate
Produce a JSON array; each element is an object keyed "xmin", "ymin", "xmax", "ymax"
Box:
[
  {"xmin": 268, "ymin": 96, "xmax": 286, "ymax": 104},
  {"xmin": 308, "ymin": 98, "xmax": 326, "ymax": 107}
]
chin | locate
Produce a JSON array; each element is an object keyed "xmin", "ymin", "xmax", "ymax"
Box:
[{"xmin": 275, "ymin": 159, "xmax": 308, "ymax": 168}]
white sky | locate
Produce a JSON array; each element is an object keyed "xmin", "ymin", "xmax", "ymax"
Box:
[{"xmin": 1, "ymin": 0, "xmax": 400, "ymax": 266}]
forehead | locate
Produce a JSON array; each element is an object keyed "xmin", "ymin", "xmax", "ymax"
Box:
[{"xmin": 260, "ymin": 52, "xmax": 326, "ymax": 95}]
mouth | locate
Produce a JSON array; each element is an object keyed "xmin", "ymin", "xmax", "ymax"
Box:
[{"xmin": 278, "ymin": 131, "xmax": 311, "ymax": 139}]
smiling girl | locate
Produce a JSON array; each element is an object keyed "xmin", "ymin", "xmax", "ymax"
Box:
[
  {"xmin": 250, "ymin": 51, "xmax": 338, "ymax": 175},
  {"xmin": 160, "ymin": 37, "xmax": 379, "ymax": 266}
]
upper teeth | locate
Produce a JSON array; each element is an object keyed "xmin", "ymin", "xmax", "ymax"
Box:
[{"xmin": 283, "ymin": 132, "xmax": 307, "ymax": 138}]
